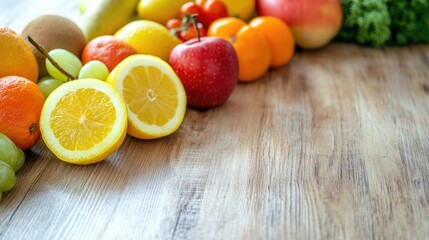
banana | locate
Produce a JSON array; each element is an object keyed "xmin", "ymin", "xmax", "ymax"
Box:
[
  {"xmin": 79, "ymin": 0, "xmax": 140, "ymax": 41},
  {"xmin": 78, "ymin": 0, "xmax": 96, "ymax": 14}
]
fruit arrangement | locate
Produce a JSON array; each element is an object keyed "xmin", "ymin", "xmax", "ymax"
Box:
[{"xmin": 0, "ymin": 0, "xmax": 348, "ymax": 201}]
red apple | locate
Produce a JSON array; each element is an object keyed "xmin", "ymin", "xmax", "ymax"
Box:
[
  {"xmin": 256, "ymin": 0, "xmax": 343, "ymax": 49},
  {"xmin": 169, "ymin": 36, "xmax": 238, "ymax": 108}
]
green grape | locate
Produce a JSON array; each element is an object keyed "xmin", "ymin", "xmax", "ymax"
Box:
[
  {"xmin": 0, "ymin": 132, "xmax": 25, "ymax": 172},
  {"xmin": 78, "ymin": 60, "xmax": 110, "ymax": 81},
  {"xmin": 38, "ymin": 76, "xmax": 54, "ymax": 83},
  {"xmin": 46, "ymin": 49, "xmax": 83, "ymax": 81},
  {"xmin": 37, "ymin": 79, "xmax": 64, "ymax": 99},
  {"xmin": 0, "ymin": 161, "xmax": 16, "ymax": 192},
  {"xmin": 13, "ymin": 145, "xmax": 25, "ymax": 172}
]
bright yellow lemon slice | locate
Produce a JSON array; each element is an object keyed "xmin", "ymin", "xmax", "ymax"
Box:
[
  {"xmin": 106, "ymin": 54, "xmax": 187, "ymax": 139},
  {"xmin": 40, "ymin": 79, "xmax": 128, "ymax": 164}
]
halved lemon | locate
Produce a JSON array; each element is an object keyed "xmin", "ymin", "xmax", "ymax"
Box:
[
  {"xmin": 40, "ymin": 79, "xmax": 128, "ymax": 164},
  {"xmin": 106, "ymin": 54, "xmax": 187, "ymax": 139}
]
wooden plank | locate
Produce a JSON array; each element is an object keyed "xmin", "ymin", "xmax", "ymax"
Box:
[{"xmin": 0, "ymin": 1, "xmax": 428, "ymax": 239}]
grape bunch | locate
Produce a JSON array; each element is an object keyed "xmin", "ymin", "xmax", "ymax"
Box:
[
  {"xmin": 37, "ymin": 47, "xmax": 110, "ymax": 98},
  {"xmin": 0, "ymin": 132, "xmax": 25, "ymax": 201}
]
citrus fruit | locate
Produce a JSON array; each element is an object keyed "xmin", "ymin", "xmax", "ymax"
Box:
[
  {"xmin": 0, "ymin": 27, "xmax": 38, "ymax": 82},
  {"xmin": 0, "ymin": 76, "xmax": 44, "ymax": 150},
  {"xmin": 114, "ymin": 20, "xmax": 182, "ymax": 61},
  {"xmin": 81, "ymin": 35, "xmax": 137, "ymax": 72},
  {"xmin": 137, "ymin": 0, "xmax": 190, "ymax": 25},
  {"xmin": 106, "ymin": 54, "xmax": 187, "ymax": 139},
  {"xmin": 208, "ymin": 17, "xmax": 271, "ymax": 82},
  {"xmin": 249, "ymin": 16, "xmax": 295, "ymax": 67},
  {"xmin": 40, "ymin": 79, "xmax": 128, "ymax": 164}
]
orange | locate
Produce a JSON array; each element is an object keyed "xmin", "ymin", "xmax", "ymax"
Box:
[
  {"xmin": 0, "ymin": 76, "xmax": 45, "ymax": 150},
  {"xmin": 81, "ymin": 35, "xmax": 137, "ymax": 72},
  {"xmin": 249, "ymin": 16, "xmax": 295, "ymax": 68},
  {"xmin": 0, "ymin": 27, "xmax": 38, "ymax": 82},
  {"xmin": 208, "ymin": 17, "xmax": 271, "ymax": 82}
]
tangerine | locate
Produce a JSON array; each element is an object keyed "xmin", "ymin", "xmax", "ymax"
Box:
[
  {"xmin": 208, "ymin": 17, "xmax": 271, "ymax": 82},
  {"xmin": 0, "ymin": 76, "xmax": 45, "ymax": 150},
  {"xmin": 0, "ymin": 27, "xmax": 38, "ymax": 82},
  {"xmin": 249, "ymin": 16, "xmax": 295, "ymax": 67},
  {"xmin": 81, "ymin": 35, "xmax": 137, "ymax": 72}
]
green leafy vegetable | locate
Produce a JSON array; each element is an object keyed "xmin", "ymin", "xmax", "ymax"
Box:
[
  {"xmin": 337, "ymin": 0, "xmax": 429, "ymax": 47},
  {"xmin": 388, "ymin": 0, "xmax": 429, "ymax": 45}
]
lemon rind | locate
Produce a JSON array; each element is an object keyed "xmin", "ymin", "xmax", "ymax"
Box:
[
  {"xmin": 108, "ymin": 54, "xmax": 187, "ymax": 139},
  {"xmin": 40, "ymin": 79, "xmax": 128, "ymax": 164}
]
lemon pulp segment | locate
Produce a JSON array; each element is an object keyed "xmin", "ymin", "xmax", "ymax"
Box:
[
  {"xmin": 50, "ymin": 88, "xmax": 116, "ymax": 150},
  {"xmin": 123, "ymin": 66, "xmax": 178, "ymax": 126},
  {"xmin": 106, "ymin": 54, "xmax": 186, "ymax": 139},
  {"xmin": 40, "ymin": 79, "xmax": 128, "ymax": 164}
]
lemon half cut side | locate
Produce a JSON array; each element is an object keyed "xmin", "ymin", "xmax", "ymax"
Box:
[
  {"xmin": 40, "ymin": 79, "xmax": 128, "ymax": 164},
  {"xmin": 106, "ymin": 54, "xmax": 187, "ymax": 139}
]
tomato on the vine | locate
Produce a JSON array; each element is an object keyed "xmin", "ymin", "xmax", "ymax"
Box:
[
  {"xmin": 201, "ymin": 0, "xmax": 228, "ymax": 27},
  {"xmin": 166, "ymin": 18, "xmax": 181, "ymax": 30},
  {"xmin": 180, "ymin": 23, "xmax": 207, "ymax": 42},
  {"xmin": 179, "ymin": 2, "xmax": 203, "ymax": 19},
  {"xmin": 195, "ymin": 0, "xmax": 207, "ymax": 7},
  {"xmin": 180, "ymin": 0, "xmax": 228, "ymax": 28},
  {"xmin": 171, "ymin": 0, "xmax": 226, "ymax": 42}
]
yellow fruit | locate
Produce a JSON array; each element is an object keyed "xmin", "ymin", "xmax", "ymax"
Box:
[
  {"xmin": 40, "ymin": 79, "xmax": 128, "ymax": 164},
  {"xmin": 137, "ymin": 0, "xmax": 189, "ymax": 25},
  {"xmin": 80, "ymin": 0, "xmax": 139, "ymax": 41},
  {"xmin": 78, "ymin": 0, "xmax": 95, "ymax": 13},
  {"xmin": 114, "ymin": 20, "xmax": 182, "ymax": 61},
  {"xmin": 220, "ymin": 0, "xmax": 255, "ymax": 21},
  {"xmin": 106, "ymin": 54, "xmax": 187, "ymax": 139}
]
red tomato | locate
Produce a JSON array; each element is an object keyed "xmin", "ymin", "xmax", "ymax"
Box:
[
  {"xmin": 166, "ymin": 18, "xmax": 182, "ymax": 38},
  {"xmin": 166, "ymin": 18, "xmax": 181, "ymax": 30},
  {"xmin": 201, "ymin": 0, "xmax": 228, "ymax": 27},
  {"xmin": 180, "ymin": 23, "xmax": 207, "ymax": 41},
  {"xmin": 180, "ymin": 2, "xmax": 203, "ymax": 19},
  {"xmin": 195, "ymin": 0, "xmax": 207, "ymax": 8}
]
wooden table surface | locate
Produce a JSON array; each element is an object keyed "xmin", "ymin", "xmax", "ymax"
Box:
[{"xmin": 1, "ymin": 1, "xmax": 429, "ymax": 239}]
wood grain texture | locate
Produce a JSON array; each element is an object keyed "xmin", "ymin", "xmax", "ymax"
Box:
[{"xmin": 1, "ymin": 1, "xmax": 429, "ymax": 239}]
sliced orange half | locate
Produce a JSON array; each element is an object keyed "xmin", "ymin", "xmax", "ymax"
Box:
[
  {"xmin": 40, "ymin": 79, "xmax": 128, "ymax": 164},
  {"xmin": 106, "ymin": 54, "xmax": 187, "ymax": 139}
]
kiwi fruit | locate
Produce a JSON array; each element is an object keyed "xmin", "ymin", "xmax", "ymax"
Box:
[{"xmin": 21, "ymin": 15, "xmax": 86, "ymax": 78}]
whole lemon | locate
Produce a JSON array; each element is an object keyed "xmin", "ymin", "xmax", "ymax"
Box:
[
  {"xmin": 114, "ymin": 20, "xmax": 182, "ymax": 61},
  {"xmin": 137, "ymin": 0, "xmax": 189, "ymax": 25},
  {"xmin": 220, "ymin": 0, "xmax": 256, "ymax": 21}
]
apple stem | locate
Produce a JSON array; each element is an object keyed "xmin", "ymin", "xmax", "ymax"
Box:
[
  {"xmin": 26, "ymin": 35, "xmax": 76, "ymax": 81},
  {"xmin": 191, "ymin": 14, "xmax": 201, "ymax": 42}
]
